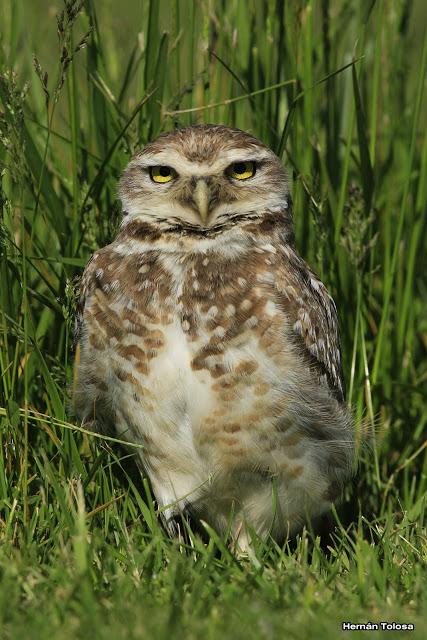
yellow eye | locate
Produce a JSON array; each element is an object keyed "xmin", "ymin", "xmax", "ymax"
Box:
[
  {"xmin": 150, "ymin": 166, "xmax": 176, "ymax": 183},
  {"xmin": 227, "ymin": 161, "xmax": 256, "ymax": 180}
]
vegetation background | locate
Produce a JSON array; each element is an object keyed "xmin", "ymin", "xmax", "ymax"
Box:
[{"xmin": 0, "ymin": 0, "xmax": 426, "ymax": 638}]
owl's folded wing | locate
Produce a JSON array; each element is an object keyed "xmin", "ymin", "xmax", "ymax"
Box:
[
  {"xmin": 73, "ymin": 253, "xmax": 98, "ymax": 349},
  {"xmin": 72, "ymin": 245, "xmax": 130, "ymax": 428},
  {"xmin": 275, "ymin": 250, "xmax": 344, "ymax": 401}
]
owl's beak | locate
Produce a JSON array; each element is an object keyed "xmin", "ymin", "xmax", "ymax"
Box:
[{"xmin": 193, "ymin": 179, "xmax": 210, "ymax": 224}]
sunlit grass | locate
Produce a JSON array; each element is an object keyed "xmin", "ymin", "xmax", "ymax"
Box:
[{"xmin": 0, "ymin": 1, "xmax": 426, "ymax": 638}]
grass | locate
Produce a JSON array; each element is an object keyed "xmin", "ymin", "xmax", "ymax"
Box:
[{"xmin": 0, "ymin": 0, "xmax": 426, "ymax": 638}]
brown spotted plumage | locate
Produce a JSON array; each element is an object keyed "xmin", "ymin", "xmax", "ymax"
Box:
[{"xmin": 74, "ymin": 125, "xmax": 354, "ymax": 553}]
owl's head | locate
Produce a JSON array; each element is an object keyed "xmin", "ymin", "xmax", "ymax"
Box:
[{"xmin": 119, "ymin": 125, "xmax": 290, "ymax": 228}]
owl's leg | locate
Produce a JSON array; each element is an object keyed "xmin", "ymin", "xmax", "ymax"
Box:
[
  {"xmin": 161, "ymin": 508, "xmax": 192, "ymax": 542},
  {"xmin": 229, "ymin": 522, "xmax": 252, "ymax": 556},
  {"xmin": 226, "ymin": 519, "xmax": 266, "ymax": 566},
  {"xmin": 150, "ymin": 487, "xmax": 184, "ymax": 538},
  {"xmin": 148, "ymin": 474, "xmax": 208, "ymax": 543}
]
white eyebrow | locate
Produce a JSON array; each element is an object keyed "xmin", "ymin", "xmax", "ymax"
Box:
[{"xmin": 131, "ymin": 148, "xmax": 274, "ymax": 175}]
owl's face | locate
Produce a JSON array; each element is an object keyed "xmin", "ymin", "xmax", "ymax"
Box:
[{"xmin": 119, "ymin": 125, "xmax": 289, "ymax": 228}]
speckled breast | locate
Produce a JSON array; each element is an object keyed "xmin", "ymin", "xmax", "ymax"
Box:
[{"xmin": 81, "ymin": 238, "xmax": 302, "ymax": 478}]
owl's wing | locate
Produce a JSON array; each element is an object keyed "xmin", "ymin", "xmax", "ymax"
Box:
[
  {"xmin": 275, "ymin": 247, "xmax": 344, "ymax": 401},
  {"xmin": 73, "ymin": 252, "xmax": 99, "ymax": 349},
  {"xmin": 72, "ymin": 244, "xmax": 128, "ymax": 430}
]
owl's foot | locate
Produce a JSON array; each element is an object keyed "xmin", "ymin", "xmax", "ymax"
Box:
[{"xmin": 227, "ymin": 522, "xmax": 261, "ymax": 565}]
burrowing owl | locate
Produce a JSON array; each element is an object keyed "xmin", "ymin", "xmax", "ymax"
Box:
[{"xmin": 74, "ymin": 125, "xmax": 354, "ymax": 552}]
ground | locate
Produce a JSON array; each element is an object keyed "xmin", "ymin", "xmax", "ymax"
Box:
[{"xmin": 0, "ymin": 1, "xmax": 426, "ymax": 638}]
